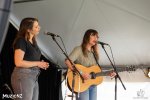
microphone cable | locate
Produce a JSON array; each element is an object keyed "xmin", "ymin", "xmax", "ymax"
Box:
[
  {"xmin": 59, "ymin": 36, "xmax": 68, "ymax": 55},
  {"xmin": 108, "ymin": 44, "xmax": 116, "ymax": 66}
]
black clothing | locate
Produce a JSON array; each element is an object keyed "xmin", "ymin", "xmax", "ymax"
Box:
[{"xmin": 14, "ymin": 38, "xmax": 41, "ymax": 61}]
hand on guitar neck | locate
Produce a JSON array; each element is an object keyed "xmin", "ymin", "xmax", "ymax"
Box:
[{"xmin": 108, "ymin": 71, "xmax": 117, "ymax": 78}]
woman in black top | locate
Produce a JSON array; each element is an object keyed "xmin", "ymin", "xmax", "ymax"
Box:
[{"xmin": 11, "ymin": 17, "xmax": 49, "ymax": 100}]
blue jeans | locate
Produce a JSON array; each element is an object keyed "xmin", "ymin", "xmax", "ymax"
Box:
[
  {"xmin": 76, "ymin": 85, "xmax": 97, "ymax": 100},
  {"xmin": 11, "ymin": 67, "xmax": 40, "ymax": 100}
]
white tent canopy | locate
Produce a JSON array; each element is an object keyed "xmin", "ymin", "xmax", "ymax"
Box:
[
  {"xmin": 11, "ymin": 0, "xmax": 150, "ymax": 81},
  {"xmin": 11, "ymin": 0, "xmax": 150, "ymax": 67}
]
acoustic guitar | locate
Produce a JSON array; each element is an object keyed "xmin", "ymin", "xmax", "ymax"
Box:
[{"xmin": 67, "ymin": 64, "xmax": 135, "ymax": 93}]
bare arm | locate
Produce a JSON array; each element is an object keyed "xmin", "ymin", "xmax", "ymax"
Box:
[{"xmin": 14, "ymin": 49, "xmax": 49, "ymax": 69}]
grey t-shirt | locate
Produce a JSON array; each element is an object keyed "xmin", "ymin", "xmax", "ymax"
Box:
[{"xmin": 69, "ymin": 46, "xmax": 97, "ymax": 67}]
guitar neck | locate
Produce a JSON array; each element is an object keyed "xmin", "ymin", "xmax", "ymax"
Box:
[
  {"xmin": 96, "ymin": 71, "xmax": 111, "ymax": 77},
  {"xmin": 96, "ymin": 67, "xmax": 135, "ymax": 77}
]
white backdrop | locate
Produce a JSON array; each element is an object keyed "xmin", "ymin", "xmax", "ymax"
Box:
[{"xmin": 62, "ymin": 81, "xmax": 150, "ymax": 100}]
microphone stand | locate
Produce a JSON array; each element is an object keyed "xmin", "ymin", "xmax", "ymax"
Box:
[
  {"xmin": 101, "ymin": 44, "xmax": 126, "ymax": 100},
  {"xmin": 50, "ymin": 36, "xmax": 84, "ymax": 100}
]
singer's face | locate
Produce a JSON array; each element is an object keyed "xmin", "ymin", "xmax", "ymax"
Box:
[
  {"xmin": 89, "ymin": 33, "xmax": 98, "ymax": 46},
  {"xmin": 29, "ymin": 21, "xmax": 41, "ymax": 36}
]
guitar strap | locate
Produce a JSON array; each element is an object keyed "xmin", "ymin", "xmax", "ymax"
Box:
[{"xmin": 92, "ymin": 51, "xmax": 102, "ymax": 70}]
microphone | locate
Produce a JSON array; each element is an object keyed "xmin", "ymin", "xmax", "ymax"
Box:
[
  {"xmin": 97, "ymin": 41, "xmax": 109, "ymax": 45},
  {"xmin": 44, "ymin": 32, "xmax": 60, "ymax": 37}
]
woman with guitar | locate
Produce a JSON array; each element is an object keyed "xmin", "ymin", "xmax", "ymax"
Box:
[{"xmin": 65, "ymin": 29, "xmax": 116, "ymax": 100}]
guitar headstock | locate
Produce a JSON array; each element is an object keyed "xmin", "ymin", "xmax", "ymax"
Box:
[
  {"xmin": 116, "ymin": 65, "xmax": 137, "ymax": 73},
  {"xmin": 126, "ymin": 65, "xmax": 137, "ymax": 72}
]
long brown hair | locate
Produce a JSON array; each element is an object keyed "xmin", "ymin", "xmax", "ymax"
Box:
[
  {"xmin": 81, "ymin": 29, "xmax": 99, "ymax": 59},
  {"xmin": 13, "ymin": 17, "xmax": 38, "ymax": 48}
]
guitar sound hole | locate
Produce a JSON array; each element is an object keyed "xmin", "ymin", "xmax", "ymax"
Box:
[{"xmin": 90, "ymin": 72, "xmax": 96, "ymax": 79}]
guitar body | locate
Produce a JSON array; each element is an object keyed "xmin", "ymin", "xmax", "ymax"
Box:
[{"xmin": 67, "ymin": 64, "xmax": 103, "ymax": 93}]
